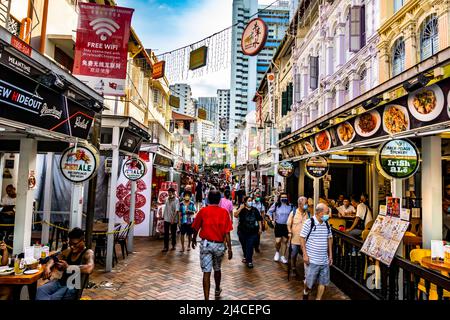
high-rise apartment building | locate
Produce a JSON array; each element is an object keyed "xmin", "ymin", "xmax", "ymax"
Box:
[
  {"xmin": 169, "ymin": 83, "xmax": 195, "ymax": 116},
  {"xmin": 229, "ymin": 0, "xmax": 290, "ymax": 140},
  {"xmin": 197, "ymin": 97, "xmax": 218, "ymax": 123},
  {"xmin": 217, "ymin": 89, "xmax": 231, "ymax": 143}
]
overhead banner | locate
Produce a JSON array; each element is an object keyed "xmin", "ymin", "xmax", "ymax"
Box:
[
  {"xmin": 73, "ymin": 3, "xmax": 134, "ymax": 96},
  {"xmin": 189, "ymin": 46, "xmax": 208, "ymax": 71}
]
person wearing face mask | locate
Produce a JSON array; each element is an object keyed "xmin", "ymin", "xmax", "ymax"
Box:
[
  {"xmin": 346, "ymin": 193, "xmax": 373, "ymax": 238},
  {"xmin": 267, "ymin": 193, "xmax": 294, "ymax": 264},
  {"xmin": 162, "ymin": 188, "xmax": 180, "ymax": 252},
  {"xmin": 253, "ymin": 191, "xmax": 266, "ymax": 253},
  {"xmin": 300, "ymin": 203, "xmax": 333, "ymax": 300},
  {"xmin": 234, "ymin": 196, "xmax": 263, "ymax": 268},
  {"xmin": 178, "ymin": 191, "xmax": 197, "ymax": 252},
  {"xmin": 287, "ymin": 196, "xmax": 310, "ymax": 277}
]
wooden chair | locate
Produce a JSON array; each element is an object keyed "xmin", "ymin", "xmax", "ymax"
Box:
[
  {"xmin": 328, "ymin": 218, "xmax": 346, "ymax": 230},
  {"xmin": 115, "ymin": 222, "xmax": 132, "ymax": 259},
  {"xmin": 112, "ymin": 224, "xmax": 121, "ymax": 267},
  {"xmin": 410, "ymin": 248, "xmax": 450, "ymax": 300}
]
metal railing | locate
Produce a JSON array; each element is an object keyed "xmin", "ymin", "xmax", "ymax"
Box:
[
  {"xmin": 0, "ymin": 0, "xmax": 21, "ymax": 37},
  {"xmin": 331, "ymin": 229, "xmax": 450, "ymax": 300}
]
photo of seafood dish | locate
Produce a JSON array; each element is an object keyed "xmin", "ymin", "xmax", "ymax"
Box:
[
  {"xmin": 315, "ymin": 130, "xmax": 331, "ymax": 151},
  {"xmin": 337, "ymin": 122, "xmax": 355, "ymax": 145},
  {"xmin": 383, "ymin": 105, "xmax": 409, "ymax": 134},
  {"xmin": 355, "ymin": 110, "xmax": 381, "ymax": 137},
  {"xmin": 304, "ymin": 141, "xmax": 314, "ymax": 154},
  {"xmin": 407, "ymin": 84, "xmax": 444, "ymax": 122}
]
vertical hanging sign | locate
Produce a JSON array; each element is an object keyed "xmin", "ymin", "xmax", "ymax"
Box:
[
  {"xmin": 73, "ymin": 3, "xmax": 134, "ymax": 96},
  {"xmin": 267, "ymin": 73, "xmax": 275, "ymax": 121}
]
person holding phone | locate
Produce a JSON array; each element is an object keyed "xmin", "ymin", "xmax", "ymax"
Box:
[{"xmin": 178, "ymin": 191, "xmax": 197, "ymax": 252}]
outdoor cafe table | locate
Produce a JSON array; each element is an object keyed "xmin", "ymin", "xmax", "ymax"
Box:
[
  {"xmin": 0, "ymin": 266, "xmax": 44, "ymax": 300},
  {"xmin": 421, "ymin": 256, "xmax": 450, "ymax": 275}
]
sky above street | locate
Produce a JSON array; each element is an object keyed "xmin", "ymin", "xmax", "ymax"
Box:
[{"xmin": 118, "ymin": 0, "xmax": 273, "ymax": 98}]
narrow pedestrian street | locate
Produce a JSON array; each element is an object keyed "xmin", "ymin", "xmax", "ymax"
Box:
[{"xmin": 83, "ymin": 220, "xmax": 349, "ymax": 300}]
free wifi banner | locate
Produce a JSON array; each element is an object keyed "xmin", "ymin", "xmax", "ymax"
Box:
[{"xmin": 73, "ymin": 3, "xmax": 134, "ymax": 96}]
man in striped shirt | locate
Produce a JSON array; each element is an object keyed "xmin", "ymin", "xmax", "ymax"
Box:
[{"xmin": 300, "ymin": 203, "xmax": 333, "ymax": 300}]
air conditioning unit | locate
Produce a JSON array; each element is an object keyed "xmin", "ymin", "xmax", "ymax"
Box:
[{"xmin": 105, "ymin": 157, "xmax": 113, "ymax": 174}]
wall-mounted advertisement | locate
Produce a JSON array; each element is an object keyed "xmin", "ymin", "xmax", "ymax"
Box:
[
  {"xmin": 73, "ymin": 3, "xmax": 134, "ymax": 96},
  {"xmin": 376, "ymin": 139, "xmax": 420, "ymax": 180},
  {"xmin": 305, "ymin": 156, "xmax": 329, "ymax": 179}
]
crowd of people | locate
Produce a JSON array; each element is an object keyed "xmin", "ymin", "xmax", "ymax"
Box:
[{"xmin": 159, "ymin": 174, "xmax": 376, "ymax": 300}]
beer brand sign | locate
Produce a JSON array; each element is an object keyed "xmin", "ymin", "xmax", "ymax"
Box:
[
  {"xmin": 60, "ymin": 144, "xmax": 99, "ymax": 183},
  {"xmin": 123, "ymin": 158, "xmax": 147, "ymax": 181},
  {"xmin": 241, "ymin": 18, "xmax": 268, "ymax": 56},
  {"xmin": 377, "ymin": 139, "xmax": 420, "ymax": 180}
]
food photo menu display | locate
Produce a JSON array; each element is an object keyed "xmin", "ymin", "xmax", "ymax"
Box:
[
  {"xmin": 360, "ymin": 202, "xmax": 410, "ymax": 266},
  {"xmin": 281, "ymin": 77, "xmax": 450, "ymax": 160}
]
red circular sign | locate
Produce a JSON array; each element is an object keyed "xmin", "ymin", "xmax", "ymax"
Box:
[{"xmin": 241, "ymin": 18, "xmax": 268, "ymax": 56}]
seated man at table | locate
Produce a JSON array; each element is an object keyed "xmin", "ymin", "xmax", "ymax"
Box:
[
  {"xmin": 0, "ymin": 240, "xmax": 13, "ymax": 300},
  {"xmin": 337, "ymin": 199, "xmax": 356, "ymax": 218},
  {"xmin": 36, "ymin": 228, "xmax": 94, "ymax": 300}
]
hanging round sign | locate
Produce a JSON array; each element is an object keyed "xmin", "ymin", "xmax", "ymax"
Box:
[
  {"xmin": 305, "ymin": 156, "xmax": 329, "ymax": 179},
  {"xmin": 278, "ymin": 161, "xmax": 294, "ymax": 177},
  {"xmin": 376, "ymin": 139, "xmax": 420, "ymax": 180},
  {"xmin": 123, "ymin": 157, "xmax": 147, "ymax": 181},
  {"xmin": 241, "ymin": 18, "xmax": 268, "ymax": 56},
  {"xmin": 60, "ymin": 144, "xmax": 99, "ymax": 183}
]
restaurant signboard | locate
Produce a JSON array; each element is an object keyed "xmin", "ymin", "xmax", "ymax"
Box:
[
  {"xmin": 281, "ymin": 77, "xmax": 450, "ymax": 160},
  {"xmin": 73, "ymin": 3, "xmax": 134, "ymax": 96},
  {"xmin": 278, "ymin": 161, "xmax": 294, "ymax": 178},
  {"xmin": 60, "ymin": 144, "xmax": 100, "ymax": 183},
  {"xmin": 122, "ymin": 157, "xmax": 147, "ymax": 181},
  {"xmin": 241, "ymin": 18, "xmax": 268, "ymax": 56},
  {"xmin": 376, "ymin": 139, "xmax": 420, "ymax": 180},
  {"xmin": 152, "ymin": 61, "xmax": 165, "ymax": 79},
  {"xmin": 305, "ymin": 156, "xmax": 329, "ymax": 179},
  {"xmin": 0, "ymin": 63, "xmax": 95, "ymax": 140},
  {"xmin": 189, "ymin": 46, "xmax": 208, "ymax": 71}
]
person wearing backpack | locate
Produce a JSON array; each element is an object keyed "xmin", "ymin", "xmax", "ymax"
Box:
[
  {"xmin": 346, "ymin": 193, "xmax": 373, "ymax": 238},
  {"xmin": 300, "ymin": 203, "xmax": 333, "ymax": 300},
  {"xmin": 287, "ymin": 196, "xmax": 310, "ymax": 277},
  {"xmin": 234, "ymin": 196, "xmax": 263, "ymax": 268}
]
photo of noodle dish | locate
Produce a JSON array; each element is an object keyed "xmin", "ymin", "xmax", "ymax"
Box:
[
  {"xmin": 383, "ymin": 105, "xmax": 410, "ymax": 134},
  {"xmin": 337, "ymin": 122, "xmax": 356, "ymax": 145},
  {"xmin": 407, "ymin": 84, "xmax": 444, "ymax": 122},
  {"xmin": 355, "ymin": 110, "xmax": 381, "ymax": 137}
]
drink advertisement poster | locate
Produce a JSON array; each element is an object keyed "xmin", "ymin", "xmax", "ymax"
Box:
[
  {"xmin": 360, "ymin": 207, "xmax": 409, "ymax": 266},
  {"xmin": 115, "ymin": 156, "xmax": 152, "ymax": 236},
  {"xmin": 73, "ymin": 3, "xmax": 134, "ymax": 96},
  {"xmin": 386, "ymin": 197, "xmax": 401, "ymax": 218}
]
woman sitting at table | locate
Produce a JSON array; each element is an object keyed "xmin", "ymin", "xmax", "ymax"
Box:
[{"xmin": 36, "ymin": 227, "xmax": 94, "ymax": 300}]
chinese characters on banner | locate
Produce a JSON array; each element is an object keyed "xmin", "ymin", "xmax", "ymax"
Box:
[{"xmin": 73, "ymin": 3, "xmax": 134, "ymax": 96}]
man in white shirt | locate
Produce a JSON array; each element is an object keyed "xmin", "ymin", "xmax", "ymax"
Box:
[
  {"xmin": 0, "ymin": 185, "xmax": 16, "ymax": 207},
  {"xmin": 346, "ymin": 194, "xmax": 373, "ymax": 238},
  {"xmin": 337, "ymin": 199, "xmax": 356, "ymax": 218}
]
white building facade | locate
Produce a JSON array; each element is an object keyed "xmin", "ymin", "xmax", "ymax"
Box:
[
  {"xmin": 217, "ymin": 89, "xmax": 231, "ymax": 143},
  {"xmin": 169, "ymin": 83, "xmax": 195, "ymax": 116},
  {"xmin": 290, "ymin": 0, "xmax": 380, "ymax": 132}
]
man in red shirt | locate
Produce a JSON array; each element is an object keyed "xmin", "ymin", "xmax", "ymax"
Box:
[{"xmin": 192, "ymin": 190, "xmax": 233, "ymax": 300}]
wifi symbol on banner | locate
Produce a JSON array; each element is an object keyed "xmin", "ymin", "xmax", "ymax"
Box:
[{"xmin": 89, "ymin": 18, "xmax": 120, "ymax": 41}]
